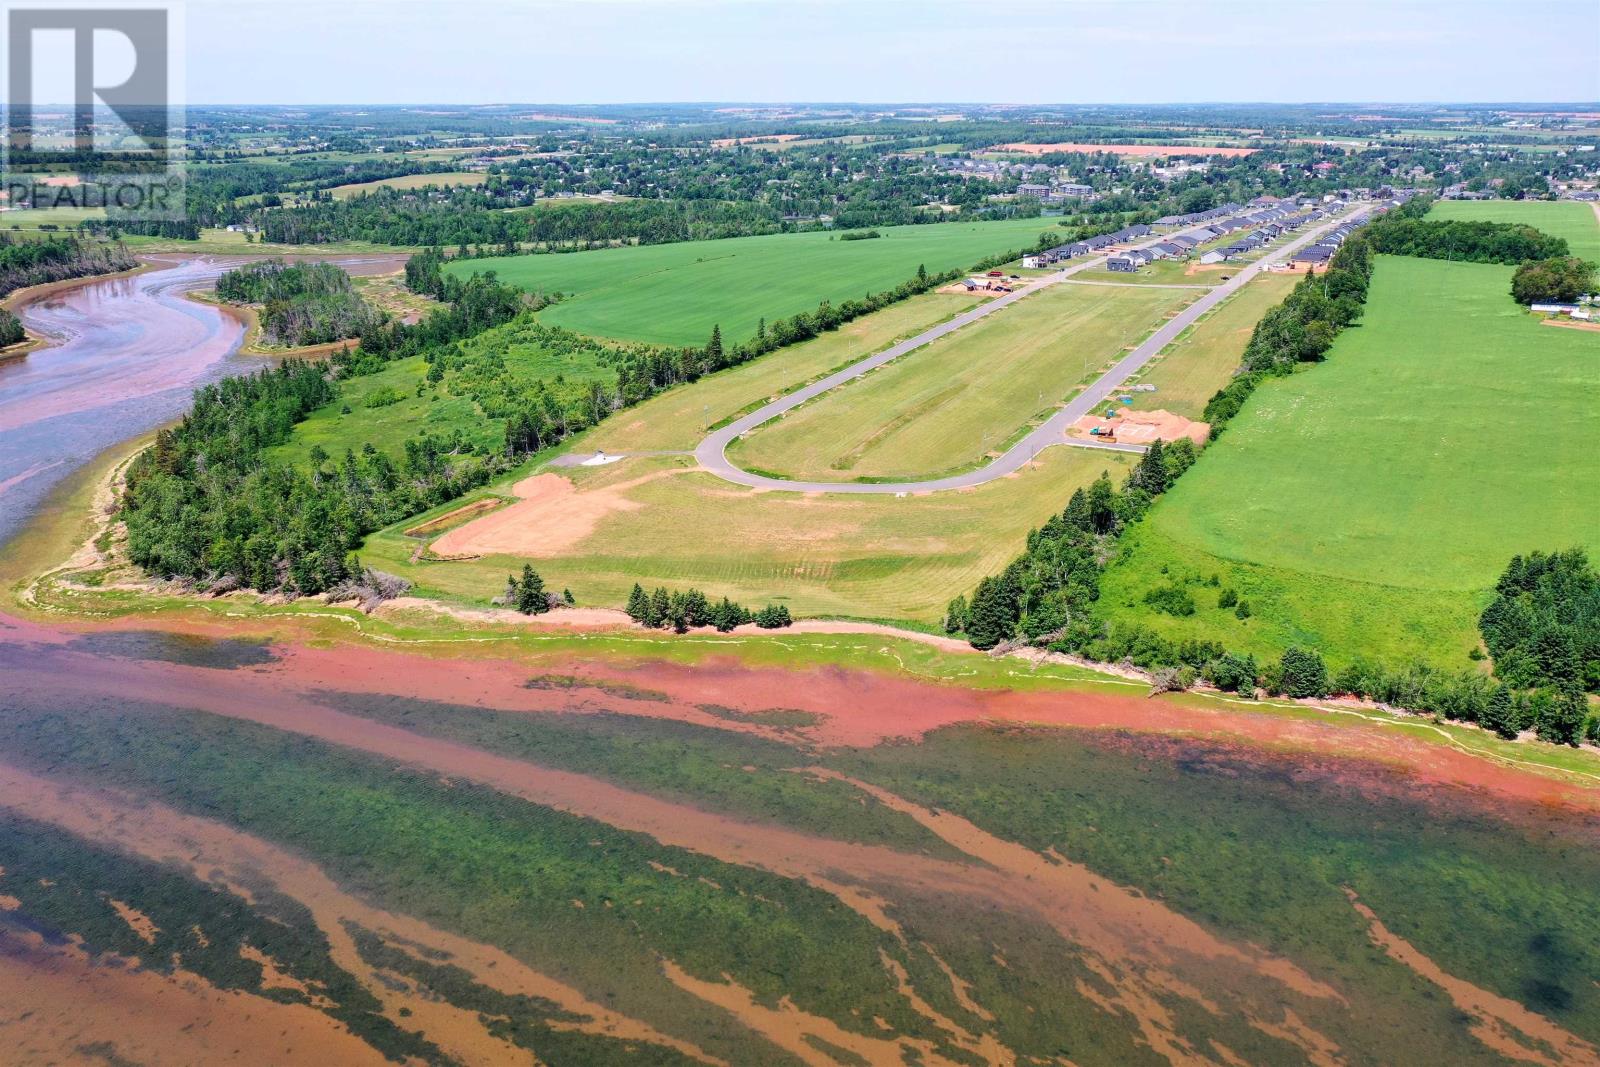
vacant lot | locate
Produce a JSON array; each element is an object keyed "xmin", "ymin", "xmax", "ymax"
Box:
[
  {"xmin": 447, "ymin": 216, "xmax": 1063, "ymax": 346},
  {"xmin": 1099, "ymin": 256, "xmax": 1600, "ymax": 669},
  {"xmin": 1430, "ymin": 199, "xmax": 1600, "ymax": 262},
  {"xmin": 729, "ymin": 282, "xmax": 1194, "ymax": 481},
  {"xmin": 330, "ymin": 171, "xmax": 487, "ymax": 199},
  {"xmin": 590, "ymin": 290, "xmax": 981, "ymax": 453},
  {"xmin": 362, "ymin": 447, "xmax": 1133, "ymax": 622},
  {"xmin": 1127, "ymin": 271, "xmax": 1299, "ymax": 418}
]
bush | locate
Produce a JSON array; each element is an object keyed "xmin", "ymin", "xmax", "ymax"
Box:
[{"xmin": 1143, "ymin": 584, "xmax": 1196, "ymax": 617}]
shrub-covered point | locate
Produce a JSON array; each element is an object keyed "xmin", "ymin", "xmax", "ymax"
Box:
[
  {"xmin": 1510, "ymin": 256, "xmax": 1596, "ymax": 306},
  {"xmin": 215, "ymin": 260, "xmax": 385, "ymax": 346},
  {"xmin": 1479, "ymin": 549, "xmax": 1600, "ymax": 693},
  {"xmin": 0, "ymin": 308, "xmax": 25, "ymax": 346},
  {"xmin": 0, "ymin": 233, "xmax": 136, "ymax": 298}
]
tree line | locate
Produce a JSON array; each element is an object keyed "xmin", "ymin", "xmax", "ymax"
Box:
[
  {"xmin": 216, "ymin": 260, "xmax": 385, "ymax": 347},
  {"xmin": 625, "ymin": 584, "xmax": 792, "ymax": 632}
]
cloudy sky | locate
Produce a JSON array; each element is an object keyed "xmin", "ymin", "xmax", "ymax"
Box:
[{"xmin": 179, "ymin": 0, "xmax": 1598, "ymax": 104}]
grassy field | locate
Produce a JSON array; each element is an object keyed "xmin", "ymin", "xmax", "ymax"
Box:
[
  {"xmin": 447, "ymin": 216, "xmax": 1066, "ymax": 346},
  {"xmin": 1430, "ymin": 199, "xmax": 1600, "ymax": 261},
  {"xmin": 728, "ymin": 282, "xmax": 1194, "ymax": 481},
  {"xmin": 1098, "ymin": 255, "xmax": 1600, "ymax": 669},
  {"xmin": 1125, "ymin": 271, "xmax": 1300, "ymax": 418},
  {"xmin": 330, "ymin": 171, "xmax": 488, "ymax": 199},
  {"xmin": 587, "ymin": 290, "xmax": 982, "ymax": 453},
  {"xmin": 361, "ymin": 448, "xmax": 1133, "ymax": 622}
]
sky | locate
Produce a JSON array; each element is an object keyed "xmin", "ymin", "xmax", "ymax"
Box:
[{"xmin": 176, "ymin": 0, "xmax": 1600, "ymax": 105}]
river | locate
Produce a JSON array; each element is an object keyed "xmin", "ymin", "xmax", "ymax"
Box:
[{"xmin": 0, "ymin": 254, "xmax": 401, "ymax": 547}]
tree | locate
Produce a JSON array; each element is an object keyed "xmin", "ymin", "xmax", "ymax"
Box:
[
  {"xmin": 1511, "ymin": 256, "xmax": 1596, "ymax": 305},
  {"xmin": 943, "ymin": 594, "xmax": 969, "ymax": 634},
  {"xmin": 1086, "ymin": 473, "xmax": 1118, "ymax": 535},
  {"xmin": 563, "ymin": 588, "xmax": 575, "ymax": 606},
  {"xmin": 1482, "ymin": 684, "xmax": 1518, "ymax": 740},
  {"xmin": 647, "ymin": 586, "xmax": 669, "ymax": 629},
  {"xmin": 965, "ymin": 576, "xmax": 1014, "ymax": 651},
  {"xmin": 626, "ymin": 583, "xmax": 649, "ymax": 622},
  {"xmin": 1536, "ymin": 689, "xmax": 1588, "ymax": 746},
  {"xmin": 1278, "ymin": 647, "xmax": 1328, "ymax": 699},
  {"xmin": 705, "ymin": 324, "xmax": 724, "ymax": 368},
  {"xmin": 514, "ymin": 563, "xmax": 546, "ymax": 615}
]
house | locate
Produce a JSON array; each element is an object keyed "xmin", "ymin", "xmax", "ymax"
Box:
[
  {"xmin": 1021, "ymin": 253, "xmax": 1049, "ymax": 269},
  {"xmin": 1169, "ymin": 233, "xmax": 1199, "ymax": 250},
  {"xmin": 1198, "ymin": 250, "xmax": 1229, "ymax": 265},
  {"xmin": 1530, "ymin": 302, "xmax": 1581, "ymax": 314},
  {"xmin": 1017, "ymin": 183, "xmax": 1052, "ymax": 199},
  {"xmin": 1106, "ymin": 256, "xmax": 1139, "ymax": 273},
  {"xmin": 1287, "ymin": 245, "xmax": 1336, "ymax": 269},
  {"xmin": 1054, "ymin": 183, "xmax": 1094, "ymax": 198},
  {"xmin": 1148, "ymin": 242, "xmax": 1184, "ymax": 259}
]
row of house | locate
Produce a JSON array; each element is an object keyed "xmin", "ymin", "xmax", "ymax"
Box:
[
  {"xmin": 1022, "ymin": 222, "xmax": 1160, "ymax": 268},
  {"xmin": 1152, "ymin": 201, "xmax": 1244, "ymax": 227}
]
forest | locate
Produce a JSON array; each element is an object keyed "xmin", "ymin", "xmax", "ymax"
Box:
[{"xmin": 215, "ymin": 260, "xmax": 385, "ymax": 346}]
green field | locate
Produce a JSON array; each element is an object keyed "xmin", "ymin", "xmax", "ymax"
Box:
[
  {"xmin": 447, "ymin": 216, "xmax": 1065, "ymax": 346},
  {"xmin": 1127, "ymin": 271, "xmax": 1299, "ymax": 418},
  {"xmin": 588, "ymin": 290, "xmax": 983, "ymax": 453},
  {"xmin": 330, "ymin": 171, "xmax": 488, "ymax": 199},
  {"xmin": 729, "ymin": 282, "xmax": 1194, "ymax": 481},
  {"xmin": 1099, "ymin": 255, "xmax": 1600, "ymax": 669},
  {"xmin": 1430, "ymin": 199, "xmax": 1600, "ymax": 261}
]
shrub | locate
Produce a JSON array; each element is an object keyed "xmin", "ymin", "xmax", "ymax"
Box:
[{"xmin": 1278, "ymin": 647, "xmax": 1329, "ymax": 699}]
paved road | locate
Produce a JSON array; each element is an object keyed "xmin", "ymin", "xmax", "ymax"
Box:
[{"xmin": 691, "ymin": 206, "xmax": 1372, "ymax": 495}]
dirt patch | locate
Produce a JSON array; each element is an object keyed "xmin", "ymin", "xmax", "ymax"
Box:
[
  {"xmin": 710, "ymin": 134, "xmax": 803, "ymax": 148},
  {"xmin": 1539, "ymin": 317, "xmax": 1600, "ymax": 332},
  {"xmin": 935, "ymin": 282, "xmax": 1001, "ymax": 298},
  {"xmin": 1069, "ymin": 408, "xmax": 1210, "ymax": 446},
  {"xmin": 429, "ymin": 468, "xmax": 691, "ymax": 558},
  {"xmin": 992, "ymin": 142, "xmax": 1257, "ymax": 158}
]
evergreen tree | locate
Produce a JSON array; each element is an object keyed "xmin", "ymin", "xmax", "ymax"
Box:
[
  {"xmin": 1278, "ymin": 647, "xmax": 1328, "ymax": 698},
  {"xmin": 705, "ymin": 324, "xmax": 724, "ymax": 368},
  {"xmin": 916, "ymin": 263, "xmax": 928, "ymax": 284},
  {"xmin": 965, "ymin": 577, "xmax": 1014, "ymax": 651},
  {"xmin": 1086, "ymin": 473, "xmax": 1118, "ymax": 535},
  {"xmin": 514, "ymin": 563, "xmax": 546, "ymax": 615},
  {"xmin": 626, "ymin": 582, "xmax": 649, "ymax": 622},
  {"xmin": 563, "ymin": 588, "xmax": 575, "ymax": 606},
  {"xmin": 648, "ymin": 586, "xmax": 669, "ymax": 629},
  {"xmin": 1536, "ymin": 689, "xmax": 1588, "ymax": 746},
  {"xmin": 1481, "ymin": 684, "xmax": 1517, "ymax": 740},
  {"xmin": 944, "ymin": 594, "xmax": 969, "ymax": 634}
]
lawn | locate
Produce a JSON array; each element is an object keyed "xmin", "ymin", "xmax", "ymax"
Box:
[
  {"xmin": 1430, "ymin": 199, "xmax": 1600, "ymax": 262},
  {"xmin": 360, "ymin": 447, "xmax": 1133, "ymax": 623},
  {"xmin": 728, "ymin": 282, "xmax": 1194, "ymax": 482},
  {"xmin": 1125, "ymin": 271, "xmax": 1300, "ymax": 418},
  {"xmin": 1097, "ymin": 256, "xmax": 1600, "ymax": 670},
  {"xmin": 328, "ymin": 171, "xmax": 487, "ymax": 199},
  {"xmin": 447, "ymin": 216, "xmax": 1066, "ymax": 346}
]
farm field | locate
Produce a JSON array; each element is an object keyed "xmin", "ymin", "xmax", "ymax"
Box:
[
  {"xmin": 1126, "ymin": 271, "xmax": 1300, "ymax": 418},
  {"xmin": 361, "ymin": 447, "xmax": 1134, "ymax": 622},
  {"xmin": 330, "ymin": 171, "xmax": 487, "ymax": 199},
  {"xmin": 1098, "ymin": 255, "xmax": 1600, "ymax": 670},
  {"xmin": 589, "ymin": 290, "xmax": 982, "ymax": 453},
  {"xmin": 1430, "ymin": 199, "xmax": 1600, "ymax": 261},
  {"xmin": 446, "ymin": 216, "xmax": 1064, "ymax": 346},
  {"xmin": 728, "ymin": 282, "xmax": 1195, "ymax": 482}
]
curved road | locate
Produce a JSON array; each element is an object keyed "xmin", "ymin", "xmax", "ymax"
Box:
[{"xmin": 691, "ymin": 205, "xmax": 1372, "ymax": 495}]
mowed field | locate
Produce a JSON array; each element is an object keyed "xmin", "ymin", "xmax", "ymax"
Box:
[
  {"xmin": 1127, "ymin": 271, "xmax": 1300, "ymax": 418},
  {"xmin": 1099, "ymin": 255, "xmax": 1600, "ymax": 669},
  {"xmin": 330, "ymin": 171, "xmax": 488, "ymax": 199},
  {"xmin": 729, "ymin": 282, "xmax": 1195, "ymax": 481},
  {"xmin": 1430, "ymin": 199, "xmax": 1600, "ymax": 261},
  {"xmin": 447, "ymin": 216, "xmax": 1064, "ymax": 346},
  {"xmin": 363, "ymin": 447, "xmax": 1133, "ymax": 622},
  {"xmin": 590, "ymin": 290, "xmax": 983, "ymax": 452}
]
